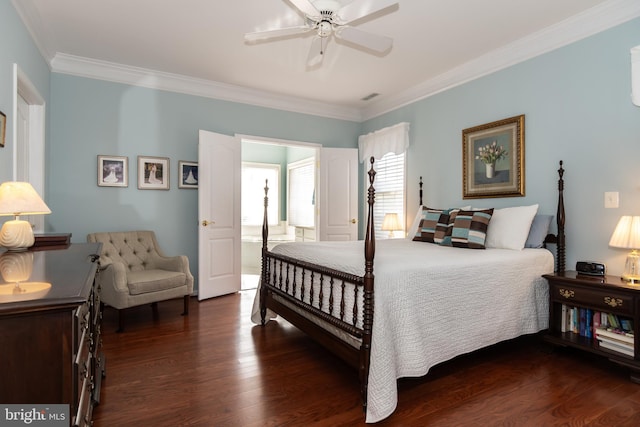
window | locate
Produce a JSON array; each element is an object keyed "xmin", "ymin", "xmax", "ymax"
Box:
[
  {"xmin": 370, "ymin": 152, "xmax": 405, "ymax": 238},
  {"xmin": 288, "ymin": 158, "xmax": 315, "ymax": 227},
  {"xmin": 241, "ymin": 162, "xmax": 279, "ymax": 226}
]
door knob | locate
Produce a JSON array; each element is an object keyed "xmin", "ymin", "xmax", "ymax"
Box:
[
  {"xmin": 351, "ymin": 219, "xmax": 357, "ymax": 224},
  {"xmin": 202, "ymin": 220, "xmax": 214, "ymax": 227}
]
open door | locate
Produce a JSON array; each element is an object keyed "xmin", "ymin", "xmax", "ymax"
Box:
[
  {"xmin": 319, "ymin": 147, "xmax": 359, "ymax": 241},
  {"xmin": 198, "ymin": 130, "xmax": 241, "ymax": 300}
]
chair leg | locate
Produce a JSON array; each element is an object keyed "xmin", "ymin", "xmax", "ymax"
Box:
[
  {"xmin": 116, "ymin": 309, "xmax": 124, "ymax": 333},
  {"xmin": 182, "ymin": 295, "xmax": 189, "ymax": 316}
]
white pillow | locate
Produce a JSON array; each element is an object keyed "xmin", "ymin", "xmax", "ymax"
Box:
[
  {"xmin": 406, "ymin": 205, "xmax": 426, "ymax": 239},
  {"xmin": 485, "ymin": 204, "xmax": 539, "ymax": 250}
]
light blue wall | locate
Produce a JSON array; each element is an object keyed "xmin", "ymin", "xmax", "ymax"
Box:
[
  {"xmin": 0, "ymin": 1, "xmax": 50, "ymax": 183},
  {"xmin": 4, "ymin": 0, "xmax": 640, "ymax": 283},
  {"xmin": 363, "ymin": 18, "xmax": 640, "ymax": 276},
  {"xmin": 48, "ymin": 74, "xmax": 360, "ymax": 289}
]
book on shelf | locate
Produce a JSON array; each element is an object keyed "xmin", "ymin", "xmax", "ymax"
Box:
[
  {"xmin": 598, "ymin": 338, "xmax": 635, "ymax": 357},
  {"xmin": 560, "ymin": 306, "xmax": 634, "ymax": 342},
  {"xmin": 594, "ymin": 327, "xmax": 634, "ymax": 344}
]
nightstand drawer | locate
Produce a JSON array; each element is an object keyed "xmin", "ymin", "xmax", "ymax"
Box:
[{"xmin": 552, "ymin": 285, "xmax": 634, "ymax": 315}]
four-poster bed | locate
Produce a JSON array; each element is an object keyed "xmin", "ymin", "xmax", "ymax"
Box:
[{"xmin": 254, "ymin": 159, "xmax": 566, "ymax": 422}]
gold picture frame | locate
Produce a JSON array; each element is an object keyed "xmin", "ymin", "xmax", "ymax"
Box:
[{"xmin": 462, "ymin": 115, "xmax": 524, "ymax": 199}]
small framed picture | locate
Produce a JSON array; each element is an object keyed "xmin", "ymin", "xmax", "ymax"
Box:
[
  {"xmin": 0, "ymin": 111, "xmax": 6, "ymax": 147},
  {"xmin": 138, "ymin": 156, "xmax": 170, "ymax": 190},
  {"xmin": 98, "ymin": 155, "xmax": 128, "ymax": 187},
  {"xmin": 178, "ymin": 161, "xmax": 198, "ymax": 189}
]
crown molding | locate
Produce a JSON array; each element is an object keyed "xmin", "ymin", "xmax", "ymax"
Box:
[
  {"xmin": 362, "ymin": 0, "xmax": 640, "ymax": 120},
  {"xmin": 50, "ymin": 54, "xmax": 363, "ymax": 122},
  {"xmin": 16, "ymin": 0, "xmax": 640, "ymax": 123}
]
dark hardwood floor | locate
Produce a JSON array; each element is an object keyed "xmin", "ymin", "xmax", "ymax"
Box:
[{"xmin": 93, "ymin": 290, "xmax": 640, "ymax": 426}]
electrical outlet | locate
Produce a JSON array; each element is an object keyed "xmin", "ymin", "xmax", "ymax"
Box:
[{"xmin": 605, "ymin": 191, "xmax": 619, "ymax": 208}]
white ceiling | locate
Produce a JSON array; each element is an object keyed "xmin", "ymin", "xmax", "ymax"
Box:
[{"xmin": 12, "ymin": 0, "xmax": 640, "ymax": 121}]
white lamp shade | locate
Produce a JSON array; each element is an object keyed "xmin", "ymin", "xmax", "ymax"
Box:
[
  {"xmin": 381, "ymin": 213, "xmax": 401, "ymax": 231},
  {"xmin": 0, "ymin": 182, "xmax": 51, "ymax": 216},
  {"xmin": 609, "ymin": 216, "xmax": 640, "ymax": 249}
]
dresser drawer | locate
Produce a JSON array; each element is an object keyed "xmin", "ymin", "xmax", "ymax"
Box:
[
  {"xmin": 76, "ymin": 302, "xmax": 90, "ymax": 331},
  {"xmin": 552, "ymin": 284, "xmax": 634, "ymax": 315},
  {"xmin": 74, "ymin": 374, "xmax": 92, "ymax": 427}
]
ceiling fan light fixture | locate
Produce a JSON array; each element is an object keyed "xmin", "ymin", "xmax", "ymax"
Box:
[
  {"xmin": 317, "ymin": 20, "xmax": 333, "ymax": 38},
  {"xmin": 247, "ymin": 0, "xmax": 399, "ymax": 66}
]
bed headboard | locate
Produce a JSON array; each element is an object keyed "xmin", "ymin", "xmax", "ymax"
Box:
[{"xmin": 416, "ymin": 161, "xmax": 566, "ymax": 273}]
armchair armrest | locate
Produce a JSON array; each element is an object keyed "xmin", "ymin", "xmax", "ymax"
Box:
[
  {"xmin": 147, "ymin": 254, "xmax": 194, "ymax": 293},
  {"xmin": 97, "ymin": 261, "xmax": 130, "ymax": 309},
  {"xmin": 148, "ymin": 254, "xmax": 185, "ymax": 272}
]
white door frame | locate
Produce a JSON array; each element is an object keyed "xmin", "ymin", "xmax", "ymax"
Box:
[{"xmin": 13, "ymin": 64, "xmax": 46, "ymax": 232}]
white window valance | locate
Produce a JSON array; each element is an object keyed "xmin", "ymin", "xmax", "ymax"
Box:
[{"xmin": 358, "ymin": 122, "xmax": 410, "ymax": 162}]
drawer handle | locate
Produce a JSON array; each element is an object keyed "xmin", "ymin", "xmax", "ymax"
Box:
[
  {"xmin": 559, "ymin": 288, "xmax": 575, "ymax": 299},
  {"xmin": 604, "ymin": 296, "xmax": 623, "ymax": 308}
]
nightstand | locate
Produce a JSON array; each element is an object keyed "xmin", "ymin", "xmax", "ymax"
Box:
[{"xmin": 543, "ymin": 271, "xmax": 640, "ymax": 382}]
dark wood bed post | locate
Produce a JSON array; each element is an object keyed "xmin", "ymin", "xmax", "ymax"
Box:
[
  {"xmin": 556, "ymin": 161, "xmax": 566, "ymax": 273},
  {"xmin": 361, "ymin": 157, "xmax": 376, "ymax": 413},
  {"xmin": 419, "ymin": 176, "xmax": 423, "ymax": 206},
  {"xmin": 260, "ymin": 179, "xmax": 269, "ymax": 325}
]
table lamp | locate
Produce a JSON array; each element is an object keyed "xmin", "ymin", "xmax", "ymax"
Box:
[
  {"xmin": 609, "ymin": 215, "xmax": 640, "ymax": 283},
  {"xmin": 381, "ymin": 213, "xmax": 402, "ymax": 238},
  {"xmin": 0, "ymin": 182, "xmax": 51, "ymax": 251}
]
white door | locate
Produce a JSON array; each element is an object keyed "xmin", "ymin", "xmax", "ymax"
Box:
[
  {"xmin": 319, "ymin": 148, "xmax": 358, "ymax": 241},
  {"xmin": 198, "ymin": 130, "xmax": 241, "ymax": 300}
]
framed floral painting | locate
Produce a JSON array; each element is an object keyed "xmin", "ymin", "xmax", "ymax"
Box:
[{"xmin": 462, "ymin": 115, "xmax": 524, "ymax": 199}]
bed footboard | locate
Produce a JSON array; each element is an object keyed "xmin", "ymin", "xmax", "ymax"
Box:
[{"xmin": 259, "ymin": 158, "xmax": 377, "ymax": 413}]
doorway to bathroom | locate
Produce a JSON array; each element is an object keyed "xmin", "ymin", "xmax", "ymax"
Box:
[{"xmin": 240, "ymin": 136, "xmax": 318, "ymax": 290}]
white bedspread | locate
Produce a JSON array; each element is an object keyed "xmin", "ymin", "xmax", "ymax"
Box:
[{"xmin": 251, "ymin": 238, "xmax": 553, "ymax": 423}]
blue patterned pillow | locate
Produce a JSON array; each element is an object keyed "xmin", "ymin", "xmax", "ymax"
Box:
[
  {"xmin": 441, "ymin": 209, "xmax": 494, "ymax": 249},
  {"xmin": 413, "ymin": 208, "xmax": 458, "ymax": 244}
]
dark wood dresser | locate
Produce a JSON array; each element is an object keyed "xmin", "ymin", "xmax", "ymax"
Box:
[{"xmin": 0, "ymin": 243, "xmax": 104, "ymax": 427}]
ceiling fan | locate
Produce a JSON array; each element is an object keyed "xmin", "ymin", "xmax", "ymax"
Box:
[{"xmin": 244, "ymin": 0, "xmax": 399, "ymax": 67}]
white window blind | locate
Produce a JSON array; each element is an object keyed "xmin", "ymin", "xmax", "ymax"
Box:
[
  {"xmin": 371, "ymin": 152, "xmax": 405, "ymax": 239},
  {"xmin": 359, "ymin": 122, "xmax": 410, "ymax": 239},
  {"xmin": 241, "ymin": 162, "xmax": 279, "ymax": 226},
  {"xmin": 288, "ymin": 158, "xmax": 315, "ymax": 227}
]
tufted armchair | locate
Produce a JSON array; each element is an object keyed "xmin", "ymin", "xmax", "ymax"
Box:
[{"xmin": 86, "ymin": 230, "xmax": 194, "ymax": 332}]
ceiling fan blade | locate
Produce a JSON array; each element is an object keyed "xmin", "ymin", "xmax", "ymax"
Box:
[
  {"xmin": 244, "ymin": 25, "xmax": 313, "ymax": 42},
  {"xmin": 288, "ymin": 0, "xmax": 321, "ymax": 19},
  {"xmin": 336, "ymin": 0, "xmax": 398, "ymax": 25},
  {"xmin": 306, "ymin": 37, "xmax": 325, "ymax": 67},
  {"xmin": 335, "ymin": 26, "xmax": 392, "ymax": 53}
]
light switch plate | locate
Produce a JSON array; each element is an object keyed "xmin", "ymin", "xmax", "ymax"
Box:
[{"xmin": 605, "ymin": 191, "xmax": 619, "ymax": 208}]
